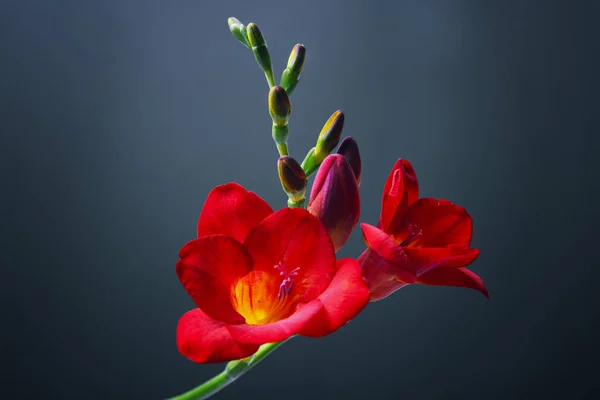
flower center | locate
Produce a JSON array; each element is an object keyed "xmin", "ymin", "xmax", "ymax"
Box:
[
  {"xmin": 400, "ymin": 223, "xmax": 423, "ymax": 247},
  {"xmin": 274, "ymin": 262, "xmax": 300, "ymax": 300},
  {"xmin": 230, "ymin": 262, "xmax": 301, "ymax": 325}
]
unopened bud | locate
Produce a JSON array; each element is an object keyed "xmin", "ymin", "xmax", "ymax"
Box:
[
  {"xmin": 269, "ymin": 86, "xmax": 291, "ymax": 156},
  {"xmin": 247, "ymin": 23, "xmax": 275, "ymax": 87},
  {"xmin": 227, "ymin": 17, "xmax": 250, "ymax": 49},
  {"xmin": 337, "ymin": 137, "xmax": 362, "ymax": 184},
  {"xmin": 308, "ymin": 154, "xmax": 360, "ymax": 251},
  {"xmin": 246, "ymin": 23, "xmax": 265, "ymax": 48},
  {"xmin": 268, "ymin": 86, "xmax": 291, "ymax": 127},
  {"xmin": 315, "ymin": 110, "xmax": 345, "ymax": 163},
  {"xmin": 278, "ymin": 156, "xmax": 307, "ymax": 203},
  {"xmin": 280, "ymin": 44, "xmax": 306, "ymax": 95}
]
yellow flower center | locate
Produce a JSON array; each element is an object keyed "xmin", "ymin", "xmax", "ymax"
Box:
[{"xmin": 230, "ymin": 264, "xmax": 300, "ymax": 325}]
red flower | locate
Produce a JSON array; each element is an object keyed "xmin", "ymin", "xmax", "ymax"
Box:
[
  {"xmin": 176, "ymin": 183, "xmax": 370, "ymax": 363},
  {"xmin": 308, "ymin": 154, "xmax": 360, "ymax": 252},
  {"xmin": 359, "ymin": 159, "xmax": 487, "ymax": 301}
]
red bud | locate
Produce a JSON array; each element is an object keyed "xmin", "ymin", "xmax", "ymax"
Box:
[{"xmin": 308, "ymin": 154, "xmax": 360, "ymax": 252}]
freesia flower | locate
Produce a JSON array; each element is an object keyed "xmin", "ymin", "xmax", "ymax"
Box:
[
  {"xmin": 359, "ymin": 159, "xmax": 487, "ymax": 301},
  {"xmin": 308, "ymin": 153, "xmax": 360, "ymax": 252},
  {"xmin": 168, "ymin": 17, "xmax": 490, "ymax": 400},
  {"xmin": 176, "ymin": 183, "xmax": 370, "ymax": 363}
]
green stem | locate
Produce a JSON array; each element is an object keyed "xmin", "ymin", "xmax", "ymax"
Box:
[
  {"xmin": 276, "ymin": 142, "xmax": 289, "ymax": 156},
  {"xmin": 168, "ymin": 341, "xmax": 287, "ymax": 400},
  {"xmin": 265, "ymin": 70, "xmax": 275, "ymax": 88},
  {"xmin": 168, "ymin": 371, "xmax": 230, "ymax": 400},
  {"xmin": 300, "ymin": 147, "xmax": 320, "ymax": 178},
  {"xmin": 287, "ymin": 198, "xmax": 306, "ymax": 208}
]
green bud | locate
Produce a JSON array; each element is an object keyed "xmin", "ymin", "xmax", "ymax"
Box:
[
  {"xmin": 287, "ymin": 44, "xmax": 306, "ymax": 74},
  {"xmin": 227, "ymin": 17, "xmax": 250, "ymax": 49},
  {"xmin": 247, "ymin": 23, "xmax": 275, "ymax": 87},
  {"xmin": 268, "ymin": 86, "xmax": 291, "ymax": 127},
  {"xmin": 300, "ymin": 147, "xmax": 320, "ymax": 177},
  {"xmin": 280, "ymin": 44, "xmax": 306, "ymax": 95},
  {"xmin": 246, "ymin": 22, "xmax": 265, "ymax": 47},
  {"xmin": 315, "ymin": 110, "xmax": 345, "ymax": 163},
  {"xmin": 278, "ymin": 156, "xmax": 307, "ymax": 203}
]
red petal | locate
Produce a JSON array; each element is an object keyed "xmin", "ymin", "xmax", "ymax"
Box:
[
  {"xmin": 308, "ymin": 154, "xmax": 360, "ymax": 252},
  {"xmin": 298, "ymin": 258, "xmax": 370, "ymax": 337},
  {"xmin": 177, "ymin": 308, "xmax": 259, "ymax": 363},
  {"xmin": 244, "ymin": 208, "xmax": 336, "ymax": 302},
  {"xmin": 177, "ymin": 235, "xmax": 253, "ymax": 324},
  {"xmin": 380, "ymin": 159, "xmax": 419, "ymax": 234},
  {"xmin": 197, "ymin": 183, "xmax": 273, "ymax": 243},
  {"xmin": 361, "ymin": 224, "xmax": 479, "ymax": 280},
  {"xmin": 397, "ymin": 198, "xmax": 473, "ymax": 247},
  {"xmin": 358, "ymin": 248, "xmax": 408, "ymax": 302},
  {"xmin": 401, "ymin": 246, "xmax": 481, "ymax": 276},
  {"xmin": 227, "ymin": 301, "xmax": 323, "ymax": 344},
  {"xmin": 360, "ymin": 223, "xmax": 417, "ymax": 283},
  {"xmin": 417, "ymin": 267, "xmax": 489, "ymax": 298}
]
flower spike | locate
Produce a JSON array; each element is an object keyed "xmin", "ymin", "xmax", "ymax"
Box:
[{"xmin": 169, "ymin": 16, "xmax": 487, "ymax": 400}]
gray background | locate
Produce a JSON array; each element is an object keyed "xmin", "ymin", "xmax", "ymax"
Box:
[{"xmin": 2, "ymin": 0, "xmax": 599, "ymax": 399}]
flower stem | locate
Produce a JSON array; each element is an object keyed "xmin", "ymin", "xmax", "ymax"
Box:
[
  {"xmin": 276, "ymin": 142, "xmax": 289, "ymax": 156},
  {"xmin": 168, "ymin": 371, "xmax": 230, "ymax": 400},
  {"xmin": 287, "ymin": 198, "xmax": 306, "ymax": 208},
  {"xmin": 265, "ymin": 71, "xmax": 275, "ymax": 88},
  {"xmin": 168, "ymin": 341, "xmax": 287, "ymax": 400}
]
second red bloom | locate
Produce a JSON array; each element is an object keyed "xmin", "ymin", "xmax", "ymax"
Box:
[{"xmin": 359, "ymin": 159, "xmax": 487, "ymax": 301}]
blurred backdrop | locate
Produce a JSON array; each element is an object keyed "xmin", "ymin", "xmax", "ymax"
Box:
[{"xmin": 1, "ymin": 0, "xmax": 599, "ymax": 399}]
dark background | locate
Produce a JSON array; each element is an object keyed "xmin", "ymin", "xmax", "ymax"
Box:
[{"xmin": 2, "ymin": 0, "xmax": 599, "ymax": 399}]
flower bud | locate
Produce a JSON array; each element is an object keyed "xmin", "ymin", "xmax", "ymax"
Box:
[
  {"xmin": 280, "ymin": 44, "xmax": 306, "ymax": 95},
  {"xmin": 308, "ymin": 154, "xmax": 360, "ymax": 252},
  {"xmin": 336, "ymin": 137, "xmax": 362, "ymax": 184},
  {"xmin": 227, "ymin": 17, "xmax": 250, "ymax": 49},
  {"xmin": 268, "ymin": 86, "xmax": 291, "ymax": 127},
  {"xmin": 315, "ymin": 110, "xmax": 344, "ymax": 163},
  {"xmin": 269, "ymin": 86, "xmax": 291, "ymax": 155},
  {"xmin": 246, "ymin": 22, "xmax": 265, "ymax": 48},
  {"xmin": 247, "ymin": 23, "xmax": 275, "ymax": 87},
  {"xmin": 278, "ymin": 156, "xmax": 307, "ymax": 203}
]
